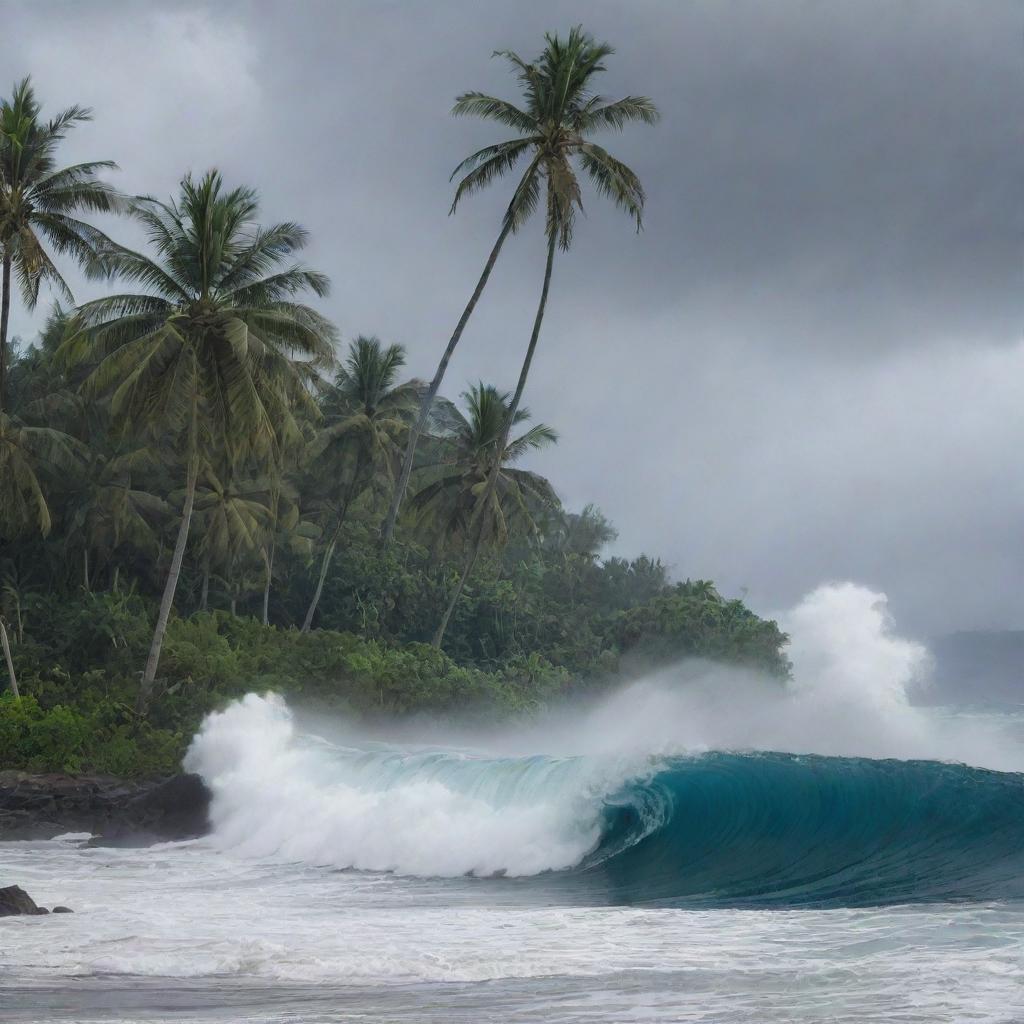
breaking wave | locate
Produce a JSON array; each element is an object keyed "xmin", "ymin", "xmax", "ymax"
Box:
[{"xmin": 184, "ymin": 584, "xmax": 1024, "ymax": 908}]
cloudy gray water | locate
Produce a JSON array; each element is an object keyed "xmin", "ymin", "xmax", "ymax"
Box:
[
  {"xmin": 3, "ymin": 837, "xmax": 1024, "ymax": 1024},
  {"xmin": 4, "ymin": 778, "xmax": 1023, "ymax": 1023}
]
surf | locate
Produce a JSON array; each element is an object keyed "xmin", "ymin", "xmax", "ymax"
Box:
[
  {"xmin": 184, "ymin": 584, "xmax": 1024, "ymax": 907},
  {"xmin": 185, "ymin": 693, "xmax": 1024, "ymax": 907}
]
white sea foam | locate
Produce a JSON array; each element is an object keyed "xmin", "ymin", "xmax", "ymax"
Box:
[
  {"xmin": 184, "ymin": 692, "xmax": 611, "ymax": 876},
  {"xmin": 563, "ymin": 583, "xmax": 1022, "ymax": 769},
  {"xmin": 4, "ymin": 837, "xmax": 1024, "ymax": 1024},
  {"xmin": 182, "ymin": 583, "xmax": 1024, "ymax": 878}
]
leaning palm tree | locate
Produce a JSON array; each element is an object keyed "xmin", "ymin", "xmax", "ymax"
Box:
[
  {"xmin": 411, "ymin": 383, "xmax": 559, "ymax": 647},
  {"xmin": 61, "ymin": 170, "xmax": 336, "ymax": 709},
  {"xmin": 380, "ymin": 26, "xmax": 657, "ymax": 545},
  {"xmin": 431, "ymin": 27, "xmax": 657, "ymax": 646},
  {"xmin": 301, "ymin": 336, "xmax": 420, "ymax": 631},
  {"xmin": 0, "ymin": 77, "xmax": 123, "ymax": 413}
]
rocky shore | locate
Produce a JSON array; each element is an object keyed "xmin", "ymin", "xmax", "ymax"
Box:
[
  {"xmin": 0, "ymin": 771, "xmax": 211, "ymax": 844},
  {"xmin": 0, "ymin": 884, "xmax": 73, "ymax": 916}
]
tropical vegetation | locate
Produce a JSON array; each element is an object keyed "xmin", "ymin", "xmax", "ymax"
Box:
[{"xmin": 0, "ymin": 34, "xmax": 790, "ymax": 778}]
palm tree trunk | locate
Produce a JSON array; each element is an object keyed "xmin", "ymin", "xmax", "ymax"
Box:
[
  {"xmin": 0, "ymin": 250, "xmax": 10, "ymax": 416},
  {"xmin": 302, "ymin": 460, "xmax": 366, "ymax": 633},
  {"xmin": 200, "ymin": 559, "xmax": 210, "ymax": 612},
  {"xmin": 433, "ymin": 230, "xmax": 557, "ymax": 650},
  {"xmin": 83, "ymin": 548, "xmax": 90, "ymax": 593},
  {"xmin": 431, "ymin": 532, "xmax": 484, "ymax": 649},
  {"xmin": 230, "ymin": 595, "xmax": 237, "ymax": 617},
  {"xmin": 112, "ymin": 565, "xmax": 120, "ymax": 593},
  {"xmin": 0, "ymin": 618, "xmax": 18, "ymax": 699},
  {"xmin": 138, "ymin": 456, "xmax": 199, "ymax": 713},
  {"xmin": 380, "ymin": 218, "xmax": 514, "ymax": 546},
  {"xmin": 261, "ymin": 541, "xmax": 275, "ymax": 627},
  {"xmin": 301, "ymin": 520, "xmax": 343, "ymax": 633}
]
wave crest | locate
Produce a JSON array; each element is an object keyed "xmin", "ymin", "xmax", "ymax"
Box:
[{"xmin": 186, "ymin": 694, "xmax": 1024, "ymax": 906}]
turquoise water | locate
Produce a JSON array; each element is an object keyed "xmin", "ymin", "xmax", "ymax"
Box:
[
  {"xmin": 5, "ymin": 686, "xmax": 1024, "ymax": 1022},
  {"xmin": 585, "ymin": 752, "xmax": 1024, "ymax": 906}
]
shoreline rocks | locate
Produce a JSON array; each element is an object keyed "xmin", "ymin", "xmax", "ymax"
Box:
[
  {"xmin": 0, "ymin": 884, "xmax": 78, "ymax": 916},
  {"xmin": 0, "ymin": 771, "xmax": 211, "ymax": 844},
  {"xmin": 0, "ymin": 885, "xmax": 49, "ymax": 916},
  {"xmin": 0, "ymin": 885, "xmax": 76, "ymax": 916}
]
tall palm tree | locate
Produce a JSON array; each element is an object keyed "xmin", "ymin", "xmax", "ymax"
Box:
[
  {"xmin": 62, "ymin": 170, "xmax": 336, "ymax": 709},
  {"xmin": 301, "ymin": 336, "xmax": 420, "ymax": 631},
  {"xmin": 411, "ymin": 383, "xmax": 558, "ymax": 647},
  {"xmin": 383, "ymin": 28, "xmax": 652, "ymax": 544},
  {"xmin": 0, "ymin": 77, "xmax": 123, "ymax": 413},
  {"xmin": 431, "ymin": 27, "xmax": 657, "ymax": 646}
]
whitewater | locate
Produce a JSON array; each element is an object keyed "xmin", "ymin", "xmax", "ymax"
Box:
[{"xmin": 3, "ymin": 583, "xmax": 1024, "ymax": 1022}]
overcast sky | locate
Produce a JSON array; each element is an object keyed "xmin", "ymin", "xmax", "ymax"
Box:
[{"xmin": 3, "ymin": 0, "xmax": 1021, "ymax": 637}]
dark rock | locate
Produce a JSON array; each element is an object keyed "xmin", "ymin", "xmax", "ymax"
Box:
[
  {"xmin": 126, "ymin": 773, "xmax": 210, "ymax": 838},
  {"xmin": 0, "ymin": 771, "xmax": 211, "ymax": 844},
  {"xmin": 51, "ymin": 906, "xmax": 73, "ymax": 914},
  {"xmin": 0, "ymin": 884, "xmax": 48, "ymax": 916}
]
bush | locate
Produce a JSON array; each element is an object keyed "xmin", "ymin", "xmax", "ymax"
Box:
[{"xmin": 0, "ymin": 694, "xmax": 184, "ymax": 777}]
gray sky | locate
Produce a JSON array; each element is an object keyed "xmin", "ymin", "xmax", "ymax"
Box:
[{"xmin": 3, "ymin": 0, "xmax": 1021, "ymax": 636}]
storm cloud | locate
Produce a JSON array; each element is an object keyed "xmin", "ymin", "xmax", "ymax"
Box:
[{"xmin": 2, "ymin": 0, "xmax": 1020, "ymax": 635}]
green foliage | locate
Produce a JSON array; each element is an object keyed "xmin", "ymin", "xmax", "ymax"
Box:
[
  {"xmin": 0, "ymin": 694, "xmax": 183, "ymax": 776},
  {"xmin": 614, "ymin": 582, "xmax": 791, "ymax": 679},
  {"xmin": 0, "ymin": 58, "xmax": 787, "ymax": 778},
  {"xmin": 411, "ymin": 383, "xmax": 558, "ymax": 550}
]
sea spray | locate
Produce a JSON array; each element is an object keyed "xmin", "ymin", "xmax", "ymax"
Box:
[
  {"xmin": 185, "ymin": 693, "xmax": 616, "ymax": 876},
  {"xmin": 184, "ymin": 583, "xmax": 1024, "ymax": 901}
]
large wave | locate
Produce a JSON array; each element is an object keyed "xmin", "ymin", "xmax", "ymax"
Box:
[
  {"xmin": 186, "ymin": 694, "xmax": 1024, "ymax": 906},
  {"xmin": 184, "ymin": 584, "xmax": 1024, "ymax": 907}
]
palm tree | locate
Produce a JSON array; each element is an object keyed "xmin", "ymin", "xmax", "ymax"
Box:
[
  {"xmin": 301, "ymin": 336, "xmax": 420, "ymax": 631},
  {"xmin": 540, "ymin": 503, "xmax": 618, "ymax": 560},
  {"xmin": 254, "ymin": 473, "xmax": 303, "ymax": 626},
  {"xmin": 380, "ymin": 27, "xmax": 657, "ymax": 545},
  {"xmin": 431, "ymin": 27, "xmax": 657, "ymax": 646},
  {"xmin": 0, "ymin": 77, "xmax": 123, "ymax": 413},
  {"xmin": 0, "ymin": 411, "xmax": 84, "ymax": 541},
  {"xmin": 411, "ymin": 383, "xmax": 558, "ymax": 647},
  {"xmin": 190, "ymin": 469, "xmax": 272, "ymax": 614},
  {"xmin": 66, "ymin": 446, "xmax": 169, "ymax": 591},
  {"xmin": 62, "ymin": 170, "xmax": 336, "ymax": 709}
]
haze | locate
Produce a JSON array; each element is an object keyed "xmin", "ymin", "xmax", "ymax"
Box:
[{"xmin": 2, "ymin": 0, "xmax": 1019, "ymax": 636}]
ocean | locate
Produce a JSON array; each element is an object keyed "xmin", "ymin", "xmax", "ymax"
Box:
[{"xmin": 2, "ymin": 584, "xmax": 1023, "ymax": 1022}]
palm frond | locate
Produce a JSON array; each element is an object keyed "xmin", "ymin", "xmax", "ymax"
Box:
[
  {"xmin": 577, "ymin": 142, "xmax": 646, "ymax": 230},
  {"xmin": 451, "ymin": 93, "xmax": 537, "ymax": 133}
]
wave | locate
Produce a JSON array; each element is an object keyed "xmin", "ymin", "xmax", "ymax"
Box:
[
  {"xmin": 186, "ymin": 694, "xmax": 1024, "ymax": 908},
  {"xmin": 587, "ymin": 752, "xmax": 1024, "ymax": 906}
]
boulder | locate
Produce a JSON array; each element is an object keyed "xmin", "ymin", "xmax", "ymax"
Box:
[
  {"xmin": 0, "ymin": 885, "xmax": 48, "ymax": 916},
  {"xmin": 0, "ymin": 771, "xmax": 211, "ymax": 843}
]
